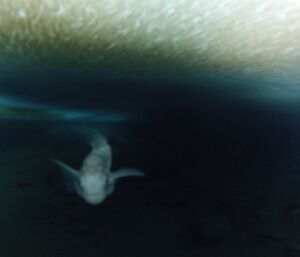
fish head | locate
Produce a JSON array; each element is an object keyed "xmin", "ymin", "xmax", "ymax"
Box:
[{"xmin": 77, "ymin": 173, "xmax": 109, "ymax": 205}]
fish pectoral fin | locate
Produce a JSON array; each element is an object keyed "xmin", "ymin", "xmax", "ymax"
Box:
[
  {"xmin": 109, "ymin": 168, "xmax": 145, "ymax": 183},
  {"xmin": 51, "ymin": 159, "xmax": 80, "ymax": 193}
]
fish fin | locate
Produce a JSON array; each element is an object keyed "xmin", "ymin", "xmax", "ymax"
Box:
[
  {"xmin": 109, "ymin": 168, "xmax": 144, "ymax": 183},
  {"xmin": 51, "ymin": 159, "xmax": 79, "ymax": 193},
  {"xmin": 88, "ymin": 130, "xmax": 108, "ymax": 150}
]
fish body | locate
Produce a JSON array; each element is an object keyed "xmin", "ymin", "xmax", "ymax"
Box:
[{"xmin": 52, "ymin": 132, "xmax": 144, "ymax": 205}]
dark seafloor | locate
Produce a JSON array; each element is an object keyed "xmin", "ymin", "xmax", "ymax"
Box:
[{"xmin": 0, "ymin": 73, "xmax": 300, "ymax": 257}]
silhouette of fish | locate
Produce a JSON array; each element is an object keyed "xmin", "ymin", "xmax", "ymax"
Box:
[{"xmin": 52, "ymin": 131, "xmax": 144, "ymax": 205}]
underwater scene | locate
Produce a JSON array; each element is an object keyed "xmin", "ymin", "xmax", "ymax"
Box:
[
  {"xmin": 1, "ymin": 74, "xmax": 300, "ymax": 257},
  {"xmin": 0, "ymin": 1, "xmax": 300, "ymax": 256}
]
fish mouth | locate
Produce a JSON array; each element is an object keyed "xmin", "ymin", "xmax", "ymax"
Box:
[{"xmin": 84, "ymin": 194, "xmax": 106, "ymax": 205}]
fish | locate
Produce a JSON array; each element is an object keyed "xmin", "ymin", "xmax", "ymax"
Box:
[{"xmin": 52, "ymin": 131, "xmax": 144, "ymax": 205}]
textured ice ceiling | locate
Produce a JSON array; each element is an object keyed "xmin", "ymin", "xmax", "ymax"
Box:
[{"xmin": 0, "ymin": 0, "xmax": 299, "ymax": 119}]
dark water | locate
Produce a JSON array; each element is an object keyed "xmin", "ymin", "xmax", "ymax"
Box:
[{"xmin": 1, "ymin": 73, "xmax": 300, "ymax": 257}]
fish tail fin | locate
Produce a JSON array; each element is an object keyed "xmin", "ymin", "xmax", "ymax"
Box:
[{"xmin": 88, "ymin": 130, "xmax": 109, "ymax": 151}]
